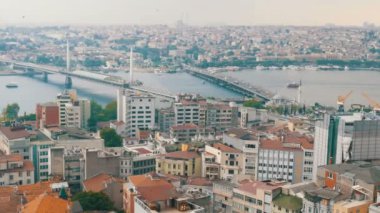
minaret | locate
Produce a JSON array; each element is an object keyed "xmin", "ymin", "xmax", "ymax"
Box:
[
  {"xmin": 129, "ymin": 47, "xmax": 133, "ymax": 85},
  {"xmin": 66, "ymin": 35, "xmax": 70, "ymax": 72},
  {"xmin": 297, "ymin": 80, "xmax": 302, "ymax": 104}
]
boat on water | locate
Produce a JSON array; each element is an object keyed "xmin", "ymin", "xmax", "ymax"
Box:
[
  {"xmin": 287, "ymin": 82, "xmax": 300, "ymax": 89},
  {"xmin": 6, "ymin": 82, "xmax": 18, "ymax": 88}
]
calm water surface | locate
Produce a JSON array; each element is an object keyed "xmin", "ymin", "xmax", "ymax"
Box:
[{"xmin": 1, "ymin": 69, "xmax": 379, "ymax": 113}]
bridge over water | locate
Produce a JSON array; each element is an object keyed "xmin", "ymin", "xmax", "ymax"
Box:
[
  {"xmin": 184, "ymin": 65, "xmax": 274, "ymax": 102},
  {"xmin": 0, "ymin": 59, "xmax": 175, "ymax": 100}
]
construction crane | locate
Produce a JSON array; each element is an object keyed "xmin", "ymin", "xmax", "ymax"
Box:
[
  {"xmin": 337, "ymin": 91, "xmax": 353, "ymax": 112},
  {"xmin": 362, "ymin": 92, "xmax": 380, "ymax": 114}
]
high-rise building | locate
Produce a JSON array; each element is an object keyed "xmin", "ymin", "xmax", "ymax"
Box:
[
  {"xmin": 56, "ymin": 90, "xmax": 77, "ymax": 127},
  {"xmin": 64, "ymin": 100, "xmax": 91, "ymax": 129},
  {"xmin": 117, "ymin": 89, "xmax": 155, "ymax": 137},
  {"xmin": 312, "ymin": 112, "xmax": 380, "ymax": 181}
]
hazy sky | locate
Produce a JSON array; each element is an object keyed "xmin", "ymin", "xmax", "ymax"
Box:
[{"xmin": 1, "ymin": 0, "xmax": 379, "ymax": 26}]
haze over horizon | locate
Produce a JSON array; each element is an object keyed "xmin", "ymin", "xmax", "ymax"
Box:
[{"xmin": 1, "ymin": 0, "xmax": 379, "ymax": 27}]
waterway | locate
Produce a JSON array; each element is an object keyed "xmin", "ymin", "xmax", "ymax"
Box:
[{"xmin": 0, "ymin": 69, "xmax": 380, "ymax": 114}]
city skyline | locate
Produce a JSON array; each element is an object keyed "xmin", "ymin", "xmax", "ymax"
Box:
[{"xmin": 1, "ymin": 0, "xmax": 380, "ymax": 26}]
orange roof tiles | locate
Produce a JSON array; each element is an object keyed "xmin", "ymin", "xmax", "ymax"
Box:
[
  {"xmin": 212, "ymin": 143, "xmax": 242, "ymax": 153},
  {"xmin": 187, "ymin": 177, "xmax": 213, "ymax": 186},
  {"xmin": 134, "ymin": 148, "xmax": 152, "ymax": 155},
  {"xmin": 164, "ymin": 151, "xmax": 200, "ymax": 160},
  {"xmin": 18, "ymin": 181, "xmax": 55, "ymax": 203},
  {"xmin": 171, "ymin": 123, "xmax": 198, "ymax": 131},
  {"xmin": 21, "ymin": 194, "xmax": 70, "ymax": 213},
  {"xmin": 0, "ymin": 186, "xmax": 21, "ymax": 213},
  {"xmin": 0, "ymin": 127, "xmax": 31, "ymax": 140},
  {"xmin": 129, "ymin": 173, "xmax": 177, "ymax": 203},
  {"xmin": 83, "ymin": 173, "xmax": 125, "ymax": 193},
  {"xmin": 237, "ymin": 180, "xmax": 284, "ymax": 195},
  {"xmin": 0, "ymin": 154, "xmax": 23, "ymax": 163}
]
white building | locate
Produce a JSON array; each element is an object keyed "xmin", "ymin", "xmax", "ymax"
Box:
[
  {"xmin": 117, "ymin": 89, "xmax": 156, "ymax": 137},
  {"xmin": 258, "ymin": 136, "xmax": 314, "ymax": 184},
  {"xmin": 202, "ymin": 143, "xmax": 244, "ymax": 180},
  {"xmin": 240, "ymin": 107, "xmax": 268, "ymax": 128},
  {"xmin": 0, "ymin": 154, "xmax": 34, "ymax": 186},
  {"xmin": 0, "ymin": 126, "xmax": 31, "ymax": 160},
  {"xmin": 223, "ymin": 128, "xmax": 259, "ymax": 179},
  {"xmin": 57, "ymin": 90, "xmax": 77, "ymax": 126},
  {"xmin": 65, "ymin": 103, "xmax": 81, "ymax": 128},
  {"xmin": 313, "ymin": 113, "xmax": 361, "ymax": 179},
  {"xmin": 174, "ymin": 100, "xmax": 201, "ymax": 126}
]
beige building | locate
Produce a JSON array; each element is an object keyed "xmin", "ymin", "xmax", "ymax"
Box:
[
  {"xmin": 232, "ymin": 180, "xmax": 285, "ymax": 213},
  {"xmin": 156, "ymin": 151, "xmax": 202, "ymax": 177},
  {"xmin": 0, "ymin": 154, "xmax": 34, "ymax": 186},
  {"xmin": 333, "ymin": 199, "xmax": 371, "ymax": 213},
  {"xmin": 202, "ymin": 143, "xmax": 244, "ymax": 180}
]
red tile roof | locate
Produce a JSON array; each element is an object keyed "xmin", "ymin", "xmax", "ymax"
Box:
[
  {"xmin": 0, "ymin": 127, "xmax": 30, "ymax": 140},
  {"xmin": 83, "ymin": 173, "xmax": 124, "ymax": 192},
  {"xmin": 0, "ymin": 154, "xmax": 23, "ymax": 163},
  {"xmin": 237, "ymin": 180, "xmax": 284, "ymax": 195},
  {"xmin": 212, "ymin": 143, "xmax": 242, "ymax": 153},
  {"xmin": 129, "ymin": 173, "xmax": 177, "ymax": 203},
  {"xmin": 164, "ymin": 151, "xmax": 200, "ymax": 159},
  {"xmin": 22, "ymin": 193, "xmax": 71, "ymax": 213},
  {"xmin": 171, "ymin": 123, "xmax": 198, "ymax": 131},
  {"xmin": 134, "ymin": 148, "xmax": 152, "ymax": 155},
  {"xmin": 187, "ymin": 177, "xmax": 213, "ymax": 186}
]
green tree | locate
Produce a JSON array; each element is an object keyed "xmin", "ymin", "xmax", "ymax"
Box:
[
  {"xmin": 100, "ymin": 128, "xmax": 122, "ymax": 147},
  {"xmin": 2, "ymin": 103, "xmax": 20, "ymax": 120},
  {"xmin": 243, "ymin": 99, "xmax": 265, "ymax": 109},
  {"xmin": 103, "ymin": 101, "xmax": 117, "ymax": 121},
  {"xmin": 72, "ymin": 191, "xmax": 115, "ymax": 211},
  {"xmin": 87, "ymin": 100, "xmax": 117, "ymax": 131}
]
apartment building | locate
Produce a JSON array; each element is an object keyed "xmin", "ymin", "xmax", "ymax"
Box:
[
  {"xmin": 119, "ymin": 147, "xmax": 157, "ymax": 177},
  {"xmin": 156, "ymin": 151, "xmax": 201, "ymax": 177},
  {"xmin": 174, "ymin": 99, "xmax": 202, "ymax": 126},
  {"xmin": 117, "ymin": 89, "xmax": 155, "ymax": 137},
  {"xmin": 232, "ymin": 180, "xmax": 285, "ymax": 213},
  {"xmin": 223, "ymin": 128, "xmax": 259, "ymax": 179},
  {"xmin": 205, "ymin": 103, "xmax": 238, "ymax": 131},
  {"xmin": 240, "ymin": 107, "xmax": 268, "ymax": 128},
  {"xmin": 257, "ymin": 135, "xmax": 314, "ymax": 183},
  {"xmin": 64, "ymin": 99, "xmax": 91, "ymax": 129},
  {"xmin": 0, "ymin": 154, "xmax": 34, "ymax": 186},
  {"xmin": 170, "ymin": 123, "xmax": 199, "ymax": 143},
  {"xmin": 0, "ymin": 126, "xmax": 31, "ymax": 160},
  {"xmin": 35, "ymin": 102, "xmax": 59, "ymax": 129},
  {"xmin": 30, "ymin": 140, "xmax": 55, "ymax": 182},
  {"xmin": 157, "ymin": 107, "xmax": 175, "ymax": 133},
  {"xmin": 202, "ymin": 143, "xmax": 244, "ymax": 180},
  {"xmin": 56, "ymin": 90, "xmax": 77, "ymax": 126}
]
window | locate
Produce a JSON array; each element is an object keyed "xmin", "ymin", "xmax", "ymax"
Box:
[
  {"xmin": 228, "ymin": 169, "xmax": 234, "ymax": 174},
  {"xmin": 328, "ymin": 172, "xmax": 334, "ymax": 179},
  {"xmin": 305, "ymin": 152, "xmax": 313, "ymax": 157}
]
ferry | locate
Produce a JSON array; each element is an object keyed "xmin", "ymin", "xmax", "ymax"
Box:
[
  {"xmin": 287, "ymin": 82, "xmax": 300, "ymax": 89},
  {"xmin": 6, "ymin": 82, "xmax": 18, "ymax": 88}
]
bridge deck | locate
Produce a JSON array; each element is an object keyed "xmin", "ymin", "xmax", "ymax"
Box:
[{"xmin": 184, "ymin": 65, "xmax": 274, "ymax": 101}]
